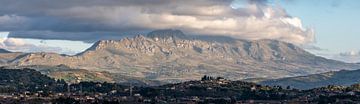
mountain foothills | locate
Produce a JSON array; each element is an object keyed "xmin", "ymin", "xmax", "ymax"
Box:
[
  {"xmin": 2, "ymin": 68, "xmax": 360, "ymax": 103},
  {"xmin": 0, "ymin": 29, "xmax": 359, "ymax": 84},
  {"xmin": 255, "ymin": 69, "xmax": 360, "ymax": 90}
]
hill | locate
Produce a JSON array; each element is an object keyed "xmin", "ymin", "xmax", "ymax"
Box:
[
  {"xmin": 258, "ymin": 69, "xmax": 360, "ymax": 89},
  {"xmin": 3, "ymin": 65, "xmax": 163, "ymax": 86},
  {"xmin": 0, "ymin": 68, "xmax": 64, "ymax": 92}
]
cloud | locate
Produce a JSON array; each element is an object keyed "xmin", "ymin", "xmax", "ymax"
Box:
[
  {"xmin": 0, "ymin": 0, "xmax": 314, "ymax": 45},
  {"xmin": 301, "ymin": 45, "xmax": 327, "ymax": 51},
  {"xmin": 0, "ymin": 38, "xmax": 64, "ymax": 53},
  {"xmin": 3, "ymin": 38, "xmax": 26, "ymax": 46},
  {"xmin": 0, "ymin": 15, "xmax": 29, "ymax": 31},
  {"xmin": 339, "ymin": 51, "xmax": 360, "ymax": 57},
  {"xmin": 329, "ymin": 50, "xmax": 360, "ymax": 63},
  {"xmin": 9, "ymin": 31, "xmax": 136, "ymax": 43}
]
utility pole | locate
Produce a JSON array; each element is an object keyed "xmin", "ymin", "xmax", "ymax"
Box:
[
  {"xmin": 75, "ymin": 76, "xmax": 82, "ymax": 94},
  {"xmin": 67, "ymin": 83, "xmax": 70, "ymax": 94},
  {"xmin": 129, "ymin": 70, "xmax": 133, "ymax": 97},
  {"xmin": 80, "ymin": 83, "xmax": 83, "ymax": 94},
  {"xmin": 129, "ymin": 83, "xmax": 133, "ymax": 96}
]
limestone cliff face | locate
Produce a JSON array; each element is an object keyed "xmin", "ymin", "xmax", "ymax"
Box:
[{"xmin": 4, "ymin": 30, "xmax": 359, "ymax": 83}]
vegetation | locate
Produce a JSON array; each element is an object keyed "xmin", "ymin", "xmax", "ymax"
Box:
[
  {"xmin": 259, "ymin": 69, "xmax": 360, "ymax": 89},
  {"xmin": 1, "ymin": 68, "xmax": 360, "ymax": 103},
  {"xmin": 0, "ymin": 68, "xmax": 67, "ymax": 93}
]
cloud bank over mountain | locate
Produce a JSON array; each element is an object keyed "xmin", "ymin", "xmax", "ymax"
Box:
[
  {"xmin": 0, "ymin": 32, "xmax": 67, "ymax": 53},
  {"xmin": 0, "ymin": 0, "xmax": 314, "ymax": 45},
  {"xmin": 0, "ymin": 38, "xmax": 63, "ymax": 53},
  {"xmin": 333, "ymin": 51, "xmax": 360, "ymax": 63}
]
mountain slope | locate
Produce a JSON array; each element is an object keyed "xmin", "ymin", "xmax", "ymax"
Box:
[
  {"xmin": 0, "ymin": 49, "xmax": 26, "ymax": 64},
  {"xmin": 2, "ymin": 64, "xmax": 163, "ymax": 86},
  {"xmin": 257, "ymin": 69, "xmax": 360, "ymax": 90},
  {"xmin": 0, "ymin": 49, "xmax": 12, "ymax": 53},
  {"xmin": 2, "ymin": 29, "xmax": 359, "ymax": 83}
]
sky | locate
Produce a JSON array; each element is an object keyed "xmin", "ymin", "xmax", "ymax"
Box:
[
  {"xmin": 0, "ymin": 0, "xmax": 359, "ymax": 62},
  {"xmin": 278, "ymin": 0, "xmax": 360, "ymax": 63}
]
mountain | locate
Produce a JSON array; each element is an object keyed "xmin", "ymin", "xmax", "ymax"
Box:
[
  {"xmin": 0, "ymin": 49, "xmax": 12, "ymax": 53},
  {"xmin": 0, "ymin": 49, "xmax": 26, "ymax": 64},
  {"xmin": 1, "ymin": 29, "xmax": 359, "ymax": 84},
  {"xmin": 257, "ymin": 69, "xmax": 360, "ymax": 89}
]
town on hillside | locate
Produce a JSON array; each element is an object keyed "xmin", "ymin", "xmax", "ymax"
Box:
[{"xmin": 0, "ymin": 68, "xmax": 360, "ymax": 104}]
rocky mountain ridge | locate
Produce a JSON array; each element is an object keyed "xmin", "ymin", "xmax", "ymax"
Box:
[{"xmin": 0, "ymin": 29, "xmax": 358, "ymax": 83}]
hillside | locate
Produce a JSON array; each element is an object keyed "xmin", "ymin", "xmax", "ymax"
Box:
[
  {"xmin": 3, "ymin": 65, "xmax": 163, "ymax": 86},
  {"xmin": 258, "ymin": 69, "xmax": 360, "ymax": 89},
  {"xmin": 140, "ymin": 77, "xmax": 299, "ymax": 101},
  {"xmin": 0, "ymin": 29, "xmax": 358, "ymax": 84},
  {"xmin": 0, "ymin": 69, "xmax": 360, "ymax": 103},
  {"xmin": 0, "ymin": 68, "xmax": 64, "ymax": 93}
]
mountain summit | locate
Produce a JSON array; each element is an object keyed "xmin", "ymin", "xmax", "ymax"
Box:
[{"xmin": 1, "ymin": 30, "xmax": 359, "ymax": 84}]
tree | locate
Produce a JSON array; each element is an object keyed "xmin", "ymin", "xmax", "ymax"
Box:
[
  {"xmin": 216, "ymin": 77, "xmax": 224, "ymax": 80},
  {"xmin": 286, "ymin": 86, "xmax": 291, "ymax": 90},
  {"xmin": 201, "ymin": 75, "xmax": 208, "ymax": 81}
]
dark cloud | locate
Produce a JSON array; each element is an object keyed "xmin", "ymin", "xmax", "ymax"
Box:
[
  {"xmin": 9, "ymin": 31, "xmax": 142, "ymax": 43},
  {"xmin": 0, "ymin": 0, "xmax": 314, "ymax": 45}
]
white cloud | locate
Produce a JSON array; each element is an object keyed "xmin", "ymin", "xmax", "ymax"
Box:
[
  {"xmin": 330, "ymin": 50, "xmax": 360, "ymax": 63},
  {"xmin": 0, "ymin": 0, "xmax": 315, "ymax": 45},
  {"xmin": 339, "ymin": 51, "xmax": 360, "ymax": 57},
  {"xmin": 0, "ymin": 37, "xmax": 63, "ymax": 53},
  {"xmin": 49, "ymin": 2, "xmax": 314, "ymax": 45},
  {"xmin": 0, "ymin": 32, "xmax": 9, "ymax": 38},
  {"xmin": 3, "ymin": 38, "xmax": 26, "ymax": 46}
]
